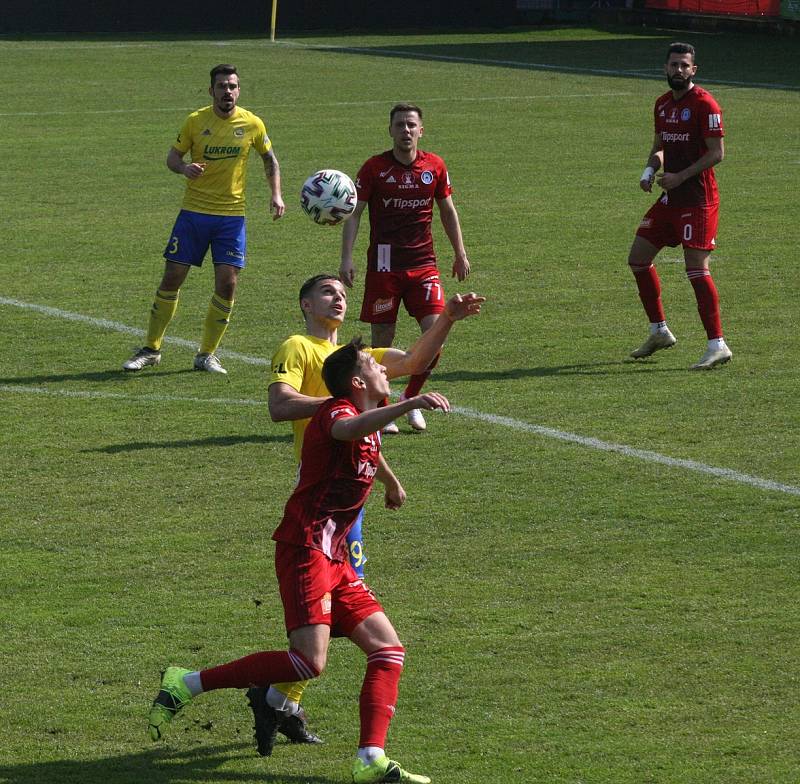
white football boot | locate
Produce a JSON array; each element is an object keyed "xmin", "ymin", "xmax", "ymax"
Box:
[
  {"xmin": 630, "ymin": 328, "xmax": 677, "ymax": 359},
  {"xmin": 193, "ymin": 353, "xmax": 227, "ymax": 374}
]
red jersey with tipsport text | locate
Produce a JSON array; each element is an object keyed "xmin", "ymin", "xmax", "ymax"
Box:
[
  {"xmin": 654, "ymin": 85, "xmax": 724, "ymax": 207},
  {"xmin": 355, "ymin": 150, "xmax": 453, "ymax": 272},
  {"xmin": 272, "ymin": 398, "xmax": 380, "ymax": 562}
]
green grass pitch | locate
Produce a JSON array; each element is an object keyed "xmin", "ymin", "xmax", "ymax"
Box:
[{"xmin": 1, "ymin": 26, "xmax": 799, "ymax": 784}]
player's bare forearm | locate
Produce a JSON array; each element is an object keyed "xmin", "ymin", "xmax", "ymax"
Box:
[
  {"xmin": 263, "ymin": 151, "xmax": 285, "ymax": 219},
  {"xmin": 376, "ymin": 454, "xmax": 406, "ymax": 510},
  {"xmin": 657, "ymin": 139, "xmax": 723, "ymax": 191},
  {"xmin": 330, "ymin": 394, "xmax": 450, "ymax": 441},
  {"xmin": 167, "ymin": 147, "xmax": 205, "ymax": 179},
  {"xmin": 339, "ymin": 202, "xmax": 365, "ymax": 287},
  {"xmin": 381, "ymin": 293, "xmax": 485, "ymax": 378},
  {"xmin": 268, "ymin": 383, "xmax": 328, "ymax": 422}
]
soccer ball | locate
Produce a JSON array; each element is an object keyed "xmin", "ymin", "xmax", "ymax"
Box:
[{"xmin": 300, "ymin": 169, "xmax": 357, "ymax": 226}]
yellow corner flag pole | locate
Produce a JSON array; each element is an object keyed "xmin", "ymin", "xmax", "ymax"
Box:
[{"xmin": 270, "ymin": 0, "xmax": 278, "ymax": 41}]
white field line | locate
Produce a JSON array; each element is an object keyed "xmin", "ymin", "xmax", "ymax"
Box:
[
  {"xmin": 3, "ymin": 295, "xmax": 799, "ymax": 497},
  {"xmin": 0, "ymin": 384, "xmax": 263, "ymax": 407},
  {"xmin": 0, "ymin": 297, "xmax": 269, "ymax": 366}
]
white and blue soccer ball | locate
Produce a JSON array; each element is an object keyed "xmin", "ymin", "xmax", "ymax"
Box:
[{"xmin": 300, "ymin": 169, "xmax": 357, "ymax": 226}]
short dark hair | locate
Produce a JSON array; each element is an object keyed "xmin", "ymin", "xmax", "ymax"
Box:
[
  {"xmin": 322, "ymin": 337, "xmax": 365, "ymax": 398},
  {"xmin": 390, "ymin": 103, "xmax": 423, "ymax": 123},
  {"xmin": 665, "ymin": 43, "xmax": 695, "ymax": 62},
  {"xmin": 210, "ymin": 64, "xmax": 238, "ymax": 86},
  {"xmin": 298, "ymin": 274, "xmax": 342, "ymax": 317}
]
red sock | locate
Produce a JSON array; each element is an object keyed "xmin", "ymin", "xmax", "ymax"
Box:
[
  {"xmin": 687, "ymin": 269, "xmax": 722, "ymax": 339},
  {"xmin": 359, "ymin": 646, "xmax": 405, "ymax": 748},
  {"xmin": 631, "ymin": 264, "xmax": 666, "ymax": 324},
  {"xmin": 199, "ymin": 648, "xmax": 318, "ymax": 692},
  {"xmin": 403, "ymin": 351, "xmax": 440, "ymax": 399}
]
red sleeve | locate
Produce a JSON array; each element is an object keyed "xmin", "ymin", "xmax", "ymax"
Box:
[
  {"xmin": 700, "ymin": 94, "xmax": 724, "ymax": 138},
  {"xmin": 435, "ymin": 157, "xmax": 452, "ymax": 200},
  {"xmin": 320, "ymin": 400, "xmax": 358, "ymax": 438},
  {"xmin": 355, "ymin": 158, "xmax": 374, "ymax": 201}
]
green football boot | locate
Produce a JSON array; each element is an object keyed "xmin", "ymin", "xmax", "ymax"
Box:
[
  {"xmin": 352, "ymin": 754, "xmax": 431, "ymax": 784},
  {"xmin": 148, "ymin": 666, "xmax": 193, "ymax": 741}
]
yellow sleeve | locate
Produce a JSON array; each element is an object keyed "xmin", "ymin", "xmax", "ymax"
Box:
[
  {"xmin": 174, "ymin": 114, "xmax": 193, "ymax": 155},
  {"xmin": 366, "ymin": 346, "xmax": 389, "ymax": 364},
  {"xmin": 253, "ymin": 115, "xmax": 272, "ymax": 156},
  {"xmin": 270, "ymin": 336, "xmax": 308, "ymax": 392}
]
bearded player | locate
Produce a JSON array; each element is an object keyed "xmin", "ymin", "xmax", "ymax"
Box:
[{"xmin": 627, "ymin": 43, "xmax": 732, "ymax": 370}]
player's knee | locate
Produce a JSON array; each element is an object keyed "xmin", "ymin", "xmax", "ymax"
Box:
[{"xmin": 291, "ymin": 647, "xmax": 327, "ymax": 678}]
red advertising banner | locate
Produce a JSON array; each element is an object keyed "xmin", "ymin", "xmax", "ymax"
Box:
[{"xmin": 645, "ymin": 0, "xmax": 780, "ymax": 14}]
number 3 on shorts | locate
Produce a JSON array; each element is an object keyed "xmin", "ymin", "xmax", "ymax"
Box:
[{"xmin": 168, "ymin": 235, "xmax": 179, "ymax": 255}]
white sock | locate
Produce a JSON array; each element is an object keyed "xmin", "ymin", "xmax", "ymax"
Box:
[
  {"xmin": 708, "ymin": 337, "xmax": 725, "ymax": 350},
  {"xmin": 266, "ymin": 686, "xmax": 297, "ymax": 716},
  {"xmin": 357, "ymin": 746, "xmax": 385, "ymax": 765},
  {"xmin": 183, "ymin": 671, "xmax": 204, "ymax": 697},
  {"xmin": 649, "ymin": 321, "xmax": 668, "ymax": 334}
]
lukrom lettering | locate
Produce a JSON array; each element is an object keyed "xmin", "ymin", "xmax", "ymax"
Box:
[
  {"xmin": 204, "ymin": 145, "xmax": 242, "ymax": 155},
  {"xmin": 661, "ymin": 132, "xmax": 690, "ymax": 143}
]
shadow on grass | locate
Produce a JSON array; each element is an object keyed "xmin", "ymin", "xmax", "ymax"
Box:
[
  {"xmin": 0, "ymin": 742, "xmax": 336, "ymax": 784},
  {"xmin": 82, "ymin": 433, "xmax": 292, "ymax": 453},
  {"xmin": 433, "ymin": 359, "xmax": 687, "ymax": 382}
]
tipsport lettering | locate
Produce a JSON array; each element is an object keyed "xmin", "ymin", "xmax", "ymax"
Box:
[
  {"xmin": 380, "ymin": 197, "xmax": 433, "ymax": 210},
  {"xmin": 661, "ymin": 132, "xmax": 690, "ymax": 143}
]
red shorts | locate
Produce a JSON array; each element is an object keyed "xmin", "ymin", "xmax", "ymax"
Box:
[
  {"xmin": 360, "ymin": 266, "xmax": 445, "ymax": 324},
  {"xmin": 274, "ymin": 542, "xmax": 384, "ymax": 637},
  {"xmin": 636, "ymin": 200, "xmax": 719, "ymax": 252}
]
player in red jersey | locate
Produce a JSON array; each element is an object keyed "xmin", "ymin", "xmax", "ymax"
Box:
[
  {"xmin": 148, "ymin": 338, "xmax": 446, "ymax": 784},
  {"xmin": 628, "ymin": 43, "xmax": 732, "ymax": 370},
  {"xmin": 341, "ymin": 103, "xmax": 471, "ymax": 431}
]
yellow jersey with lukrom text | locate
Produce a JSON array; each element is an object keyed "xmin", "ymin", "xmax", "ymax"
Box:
[
  {"xmin": 173, "ymin": 105, "xmax": 272, "ymax": 216},
  {"xmin": 269, "ymin": 334, "xmax": 388, "ymax": 462}
]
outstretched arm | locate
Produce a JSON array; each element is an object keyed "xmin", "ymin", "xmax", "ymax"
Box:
[
  {"xmin": 380, "ymin": 292, "xmax": 485, "ymax": 380},
  {"xmin": 331, "ymin": 393, "xmax": 450, "ymax": 441}
]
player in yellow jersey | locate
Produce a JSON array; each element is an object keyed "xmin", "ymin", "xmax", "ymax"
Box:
[
  {"xmin": 246, "ymin": 273, "xmax": 485, "ymax": 755},
  {"xmin": 123, "ymin": 64, "xmax": 285, "ymax": 374}
]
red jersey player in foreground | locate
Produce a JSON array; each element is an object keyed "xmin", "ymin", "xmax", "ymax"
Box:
[
  {"xmin": 340, "ymin": 103, "xmax": 470, "ymax": 432},
  {"xmin": 148, "ymin": 338, "xmax": 447, "ymax": 784},
  {"xmin": 628, "ymin": 42, "xmax": 732, "ymax": 370}
]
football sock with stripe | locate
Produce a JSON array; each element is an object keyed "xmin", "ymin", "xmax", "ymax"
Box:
[
  {"xmin": 200, "ymin": 294, "xmax": 234, "ymax": 355},
  {"xmin": 199, "ymin": 649, "xmax": 319, "ymax": 692},
  {"xmin": 359, "ymin": 646, "xmax": 405, "ymax": 748},
  {"xmin": 145, "ymin": 289, "xmax": 180, "ymax": 351}
]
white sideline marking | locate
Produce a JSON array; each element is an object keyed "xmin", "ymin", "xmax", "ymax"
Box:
[
  {"xmin": 453, "ymin": 406, "xmax": 800, "ymax": 498},
  {"xmin": 2, "ymin": 296, "xmax": 798, "ymax": 497},
  {"xmin": 0, "ymin": 384, "xmax": 263, "ymax": 407},
  {"xmin": 0, "ymin": 297, "xmax": 269, "ymax": 366}
]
